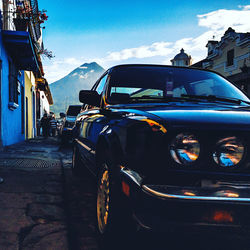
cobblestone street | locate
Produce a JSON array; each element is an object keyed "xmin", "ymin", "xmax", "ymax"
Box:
[
  {"xmin": 0, "ymin": 136, "xmax": 102, "ymax": 250},
  {"xmin": 0, "ymin": 137, "xmax": 69, "ymax": 250}
]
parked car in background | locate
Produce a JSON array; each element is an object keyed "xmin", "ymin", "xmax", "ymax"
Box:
[
  {"xmin": 60, "ymin": 105, "xmax": 82, "ymax": 144},
  {"xmin": 72, "ymin": 64, "xmax": 250, "ymax": 246},
  {"xmin": 56, "ymin": 114, "xmax": 64, "ymax": 135}
]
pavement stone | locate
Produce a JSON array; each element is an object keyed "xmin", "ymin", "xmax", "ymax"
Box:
[
  {"xmin": 0, "ymin": 137, "xmax": 69, "ymax": 250},
  {"xmin": 34, "ymin": 194, "xmax": 63, "ymax": 204},
  {"xmin": 79, "ymin": 237, "xmax": 99, "ymax": 250},
  {"xmin": 0, "ymin": 192, "xmax": 63, "ymax": 208},
  {"xmin": 27, "ymin": 203, "xmax": 65, "ymax": 221},
  {"xmin": 0, "ymin": 232, "xmax": 19, "ymax": 250},
  {"xmin": 42, "ymin": 182, "xmax": 63, "ymax": 194},
  {"xmin": 0, "ymin": 208, "xmax": 35, "ymax": 233},
  {"xmin": 22, "ymin": 223, "xmax": 67, "ymax": 249},
  {"xmin": 0, "ymin": 193, "xmax": 35, "ymax": 209},
  {"xmin": 23, "ymin": 231, "xmax": 68, "ymax": 250}
]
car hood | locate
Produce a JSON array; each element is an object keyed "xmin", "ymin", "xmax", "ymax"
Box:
[{"xmin": 112, "ymin": 103, "xmax": 250, "ymax": 130}]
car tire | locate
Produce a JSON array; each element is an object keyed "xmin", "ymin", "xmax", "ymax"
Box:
[
  {"xmin": 96, "ymin": 158, "xmax": 136, "ymax": 248},
  {"xmin": 72, "ymin": 145, "xmax": 82, "ymax": 175}
]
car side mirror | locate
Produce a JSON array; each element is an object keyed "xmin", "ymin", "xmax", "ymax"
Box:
[{"xmin": 79, "ymin": 90, "xmax": 101, "ymax": 107}]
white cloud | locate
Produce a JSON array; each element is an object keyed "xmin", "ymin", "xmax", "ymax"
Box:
[
  {"xmin": 97, "ymin": 5, "xmax": 249, "ymax": 66},
  {"xmin": 197, "ymin": 7, "xmax": 250, "ymax": 33},
  {"xmin": 43, "ymin": 57, "xmax": 85, "ymax": 83},
  {"xmin": 44, "ymin": 5, "xmax": 250, "ymax": 83},
  {"xmin": 63, "ymin": 57, "xmax": 82, "ymax": 65},
  {"xmin": 242, "ymin": 5, "xmax": 250, "ymax": 10},
  {"xmin": 104, "ymin": 42, "xmax": 174, "ymax": 62}
]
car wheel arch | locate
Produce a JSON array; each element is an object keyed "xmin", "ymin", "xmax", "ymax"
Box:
[{"xmin": 96, "ymin": 132, "xmax": 125, "ymax": 173}]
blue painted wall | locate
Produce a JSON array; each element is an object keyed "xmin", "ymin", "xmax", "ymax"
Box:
[{"xmin": 0, "ymin": 20, "xmax": 25, "ymax": 146}]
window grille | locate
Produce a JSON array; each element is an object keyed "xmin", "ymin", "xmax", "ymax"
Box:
[
  {"xmin": 227, "ymin": 49, "xmax": 234, "ymax": 66},
  {"xmin": 8, "ymin": 60, "xmax": 18, "ymax": 105}
]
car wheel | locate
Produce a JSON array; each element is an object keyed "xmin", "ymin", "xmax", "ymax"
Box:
[
  {"xmin": 96, "ymin": 164, "xmax": 110, "ymax": 234},
  {"xmin": 72, "ymin": 145, "xmax": 82, "ymax": 175},
  {"xmin": 96, "ymin": 160, "xmax": 136, "ymax": 247}
]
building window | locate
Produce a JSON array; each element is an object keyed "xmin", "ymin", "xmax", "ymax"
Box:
[
  {"xmin": 208, "ymin": 49, "xmax": 213, "ymax": 56},
  {"xmin": 227, "ymin": 49, "xmax": 234, "ymax": 66},
  {"xmin": 8, "ymin": 61, "xmax": 19, "ymax": 109}
]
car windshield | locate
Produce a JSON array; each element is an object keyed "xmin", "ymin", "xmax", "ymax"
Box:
[
  {"xmin": 107, "ymin": 66, "xmax": 250, "ymax": 105},
  {"xmin": 66, "ymin": 106, "xmax": 82, "ymax": 116}
]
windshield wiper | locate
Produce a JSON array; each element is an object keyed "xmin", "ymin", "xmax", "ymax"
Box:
[
  {"xmin": 126, "ymin": 94, "xmax": 250, "ymax": 105},
  {"xmin": 181, "ymin": 94, "xmax": 250, "ymax": 105},
  {"xmin": 129, "ymin": 95, "xmax": 191, "ymax": 102},
  {"xmin": 129, "ymin": 95, "xmax": 223, "ymax": 103}
]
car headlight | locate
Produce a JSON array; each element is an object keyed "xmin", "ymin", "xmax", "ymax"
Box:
[
  {"xmin": 213, "ymin": 137, "xmax": 244, "ymax": 167},
  {"xmin": 170, "ymin": 133, "xmax": 200, "ymax": 165}
]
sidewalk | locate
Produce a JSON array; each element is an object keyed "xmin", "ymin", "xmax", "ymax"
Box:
[{"xmin": 0, "ymin": 137, "xmax": 69, "ymax": 250}]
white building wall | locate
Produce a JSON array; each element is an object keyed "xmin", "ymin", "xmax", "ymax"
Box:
[{"xmin": 40, "ymin": 91, "xmax": 50, "ymax": 117}]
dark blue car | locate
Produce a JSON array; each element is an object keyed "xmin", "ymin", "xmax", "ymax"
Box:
[{"xmin": 72, "ymin": 64, "xmax": 250, "ymax": 245}]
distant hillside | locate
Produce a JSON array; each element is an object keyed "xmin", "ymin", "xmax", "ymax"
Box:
[{"xmin": 50, "ymin": 62, "xmax": 105, "ymax": 116}]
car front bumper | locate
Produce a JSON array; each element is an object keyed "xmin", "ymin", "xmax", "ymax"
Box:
[{"xmin": 120, "ymin": 168, "xmax": 250, "ymax": 234}]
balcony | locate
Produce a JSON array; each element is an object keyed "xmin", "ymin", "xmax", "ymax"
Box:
[
  {"xmin": 1, "ymin": 0, "xmax": 43, "ymax": 74},
  {"xmin": 3, "ymin": 30, "xmax": 40, "ymax": 72},
  {"xmin": 1, "ymin": 0, "xmax": 42, "ymax": 45}
]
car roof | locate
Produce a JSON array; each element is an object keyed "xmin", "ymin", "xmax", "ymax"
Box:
[
  {"xmin": 106, "ymin": 64, "xmax": 237, "ymax": 87},
  {"xmin": 109, "ymin": 64, "xmax": 211, "ymax": 72}
]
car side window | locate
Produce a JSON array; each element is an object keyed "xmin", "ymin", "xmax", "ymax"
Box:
[
  {"xmin": 95, "ymin": 74, "xmax": 108, "ymax": 95},
  {"xmin": 84, "ymin": 74, "xmax": 108, "ymax": 111}
]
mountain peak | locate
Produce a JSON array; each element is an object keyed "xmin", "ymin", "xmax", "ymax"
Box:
[
  {"xmin": 50, "ymin": 62, "xmax": 105, "ymax": 116},
  {"xmin": 78, "ymin": 62, "xmax": 104, "ymax": 72},
  {"xmin": 68, "ymin": 62, "xmax": 104, "ymax": 77},
  {"xmin": 80, "ymin": 62, "xmax": 99, "ymax": 68}
]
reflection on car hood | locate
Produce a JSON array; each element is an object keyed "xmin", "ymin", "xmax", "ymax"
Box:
[
  {"xmin": 113, "ymin": 103, "xmax": 250, "ymax": 129},
  {"xmin": 148, "ymin": 109, "xmax": 250, "ymax": 125}
]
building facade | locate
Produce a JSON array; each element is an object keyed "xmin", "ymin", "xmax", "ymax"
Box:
[
  {"xmin": 0, "ymin": 0, "xmax": 53, "ymax": 146},
  {"xmin": 36, "ymin": 77, "xmax": 53, "ymax": 116},
  {"xmin": 24, "ymin": 71, "xmax": 36, "ymax": 139},
  {"xmin": 192, "ymin": 28, "xmax": 250, "ymax": 95},
  {"xmin": 0, "ymin": 38, "xmax": 25, "ymax": 146}
]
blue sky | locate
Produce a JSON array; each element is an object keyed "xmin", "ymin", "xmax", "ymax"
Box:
[{"xmin": 39, "ymin": 0, "xmax": 250, "ymax": 83}]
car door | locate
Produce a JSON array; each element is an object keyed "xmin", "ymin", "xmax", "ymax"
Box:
[{"xmin": 76, "ymin": 73, "xmax": 109, "ymax": 175}]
